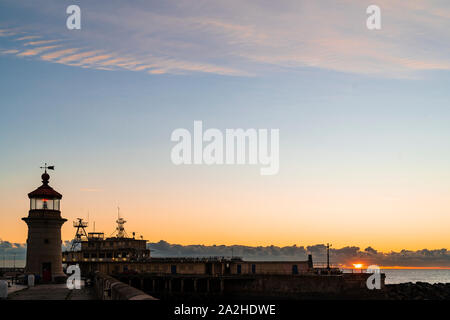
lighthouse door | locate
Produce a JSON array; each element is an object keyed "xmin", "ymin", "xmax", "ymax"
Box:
[{"xmin": 42, "ymin": 263, "xmax": 52, "ymax": 282}]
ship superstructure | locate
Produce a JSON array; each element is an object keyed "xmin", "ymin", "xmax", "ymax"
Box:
[{"xmin": 63, "ymin": 214, "xmax": 150, "ymax": 264}]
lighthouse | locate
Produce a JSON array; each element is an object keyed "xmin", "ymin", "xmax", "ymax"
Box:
[{"xmin": 22, "ymin": 165, "xmax": 67, "ymax": 283}]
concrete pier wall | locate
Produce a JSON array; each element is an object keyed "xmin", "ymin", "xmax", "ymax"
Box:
[
  {"xmin": 114, "ymin": 272, "xmax": 385, "ymax": 300},
  {"xmin": 93, "ymin": 272, "xmax": 157, "ymax": 300}
]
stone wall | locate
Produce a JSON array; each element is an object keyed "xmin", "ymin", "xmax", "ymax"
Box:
[
  {"xmin": 223, "ymin": 273, "xmax": 379, "ymax": 298},
  {"xmin": 114, "ymin": 273, "xmax": 384, "ymax": 300},
  {"xmin": 93, "ymin": 272, "xmax": 157, "ymax": 300}
]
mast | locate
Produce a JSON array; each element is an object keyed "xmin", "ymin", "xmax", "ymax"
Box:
[{"xmin": 70, "ymin": 218, "xmax": 88, "ymax": 251}]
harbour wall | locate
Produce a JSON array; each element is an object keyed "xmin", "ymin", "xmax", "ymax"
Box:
[
  {"xmin": 114, "ymin": 272, "xmax": 384, "ymax": 300},
  {"xmin": 93, "ymin": 272, "xmax": 157, "ymax": 300}
]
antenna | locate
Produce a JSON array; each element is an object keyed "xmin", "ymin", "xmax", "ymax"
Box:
[
  {"xmin": 110, "ymin": 209, "xmax": 128, "ymax": 238},
  {"xmin": 70, "ymin": 218, "xmax": 89, "ymax": 251}
]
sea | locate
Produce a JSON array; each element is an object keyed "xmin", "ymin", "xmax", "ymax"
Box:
[
  {"xmin": 381, "ymin": 269, "xmax": 450, "ymax": 284},
  {"xmin": 343, "ymin": 268, "xmax": 450, "ymax": 284}
]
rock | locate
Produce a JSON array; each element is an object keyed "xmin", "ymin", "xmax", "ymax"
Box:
[{"xmin": 382, "ymin": 282, "xmax": 450, "ymax": 300}]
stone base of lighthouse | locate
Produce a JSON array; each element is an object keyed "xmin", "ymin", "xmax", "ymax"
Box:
[{"xmin": 23, "ymin": 212, "xmax": 67, "ymax": 283}]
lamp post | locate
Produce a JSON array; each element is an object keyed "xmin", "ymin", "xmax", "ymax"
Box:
[{"xmin": 326, "ymin": 243, "xmax": 332, "ymax": 270}]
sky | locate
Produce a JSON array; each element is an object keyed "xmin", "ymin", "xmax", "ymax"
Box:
[{"xmin": 0, "ymin": 1, "xmax": 450, "ymax": 264}]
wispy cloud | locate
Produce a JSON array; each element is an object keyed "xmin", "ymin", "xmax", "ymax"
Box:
[
  {"xmin": 56, "ymin": 50, "xmax": 101, "ymax": 63},
  {"xmin": 0, "ymin": 49, "xmax": 19, "ymax": 54},
  {"xmin": 41, "ymin": 48, "xmax": 79, "ymax": 61},
  {"xmin": 0, "ymin": 28, "xmax": 19, "ymax": 37},
  {"xmin": 0, "ymin": 0, "xmax": 449, "ymax": 77},
  {"xmin": 78, "ymin": 54, "xmax": 113, "ymax": 65},
  {"xmin": 80, "ymin": 188, "xmax": 103, "ymax": 192},
  {"xmin": 1, "ymin": 25, "xmax": 247, "ymax": 75},
  {"xmin": 16, "ymin": 45, "xmax": 61, "ymax": 57},
  {"xmin": 15, "ymin": 35, "xmax": 41, "ymax": 41},
  {"xmin": 24, "ymin": 39, "xmax": 60, "ymax": 46}
]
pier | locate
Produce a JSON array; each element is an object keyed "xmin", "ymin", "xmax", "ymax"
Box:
[
  {"xmin": 7, "ymin": 283, "xmax": 96, "ymax": 300},
  {"xmin": 111, "ymin": 272, "xmax": 381, "ymax": 300}
]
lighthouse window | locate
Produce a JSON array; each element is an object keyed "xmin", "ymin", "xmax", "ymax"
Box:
[
  {"xmin": 31, "ymin": 198, "xmax": 60, "ymax": 210},
  {"xmin": 38, "ymin": 199, "xmax": 52, "ymax": 210}
]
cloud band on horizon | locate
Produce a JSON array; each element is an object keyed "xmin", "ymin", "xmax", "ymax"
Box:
[{"xmin": 2, "ymin": 239, "xmax": 449, "ymax": 268}]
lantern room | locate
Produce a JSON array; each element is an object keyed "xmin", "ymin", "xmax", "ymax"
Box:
[{"xmin": 28, "ymin": 171, "xmax": 62, "ymax": 212}]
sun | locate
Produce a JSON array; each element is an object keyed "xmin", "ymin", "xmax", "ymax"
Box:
[{"xmin": 353, "ymin": 263, "xmax": 363, "ymax": 269}]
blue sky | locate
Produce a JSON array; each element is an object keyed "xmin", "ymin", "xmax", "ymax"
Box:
[{"xmin": 1, "ymin": 1, "xmax": 450, "ymax": 253}]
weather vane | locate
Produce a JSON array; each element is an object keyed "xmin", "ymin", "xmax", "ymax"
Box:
[{"xmin": 40, "ymin": 163, "xmax": 55, "ymax": 173}]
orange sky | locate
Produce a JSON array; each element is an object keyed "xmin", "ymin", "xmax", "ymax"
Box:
[{"xmin": 1, "ymin": 167, "xmax": 449, "ymax": 253}]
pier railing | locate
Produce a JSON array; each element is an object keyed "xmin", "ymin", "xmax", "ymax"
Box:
[{"xmin": 313, "ymin": 263, "xmax": 341, "ymax": 269}]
